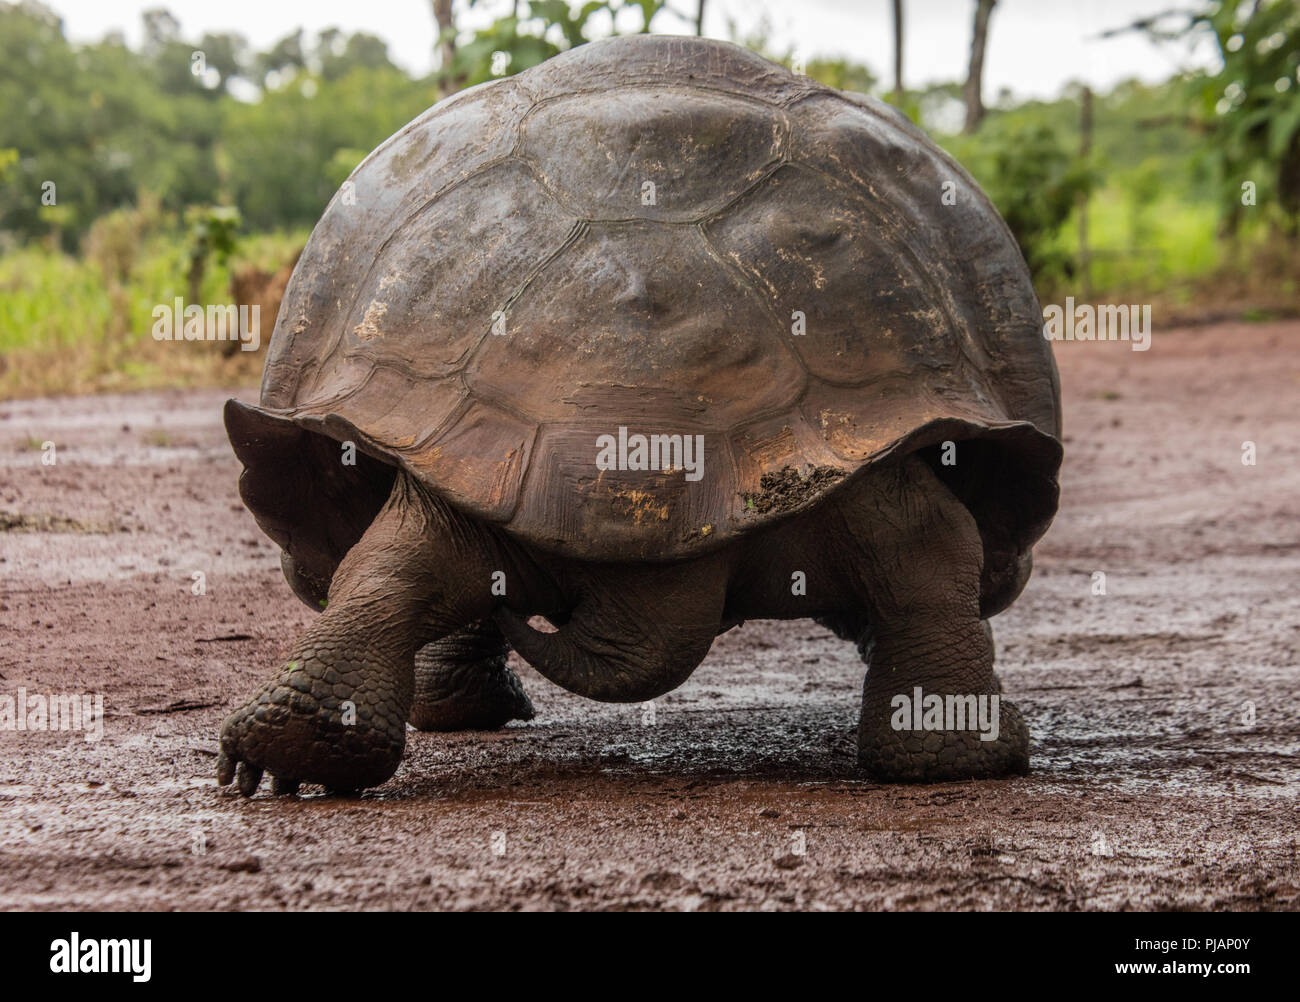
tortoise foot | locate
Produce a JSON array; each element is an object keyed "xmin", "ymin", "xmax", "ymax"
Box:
[
  {"xmin": 857, "ymin": 694, "xmax": 1029, "ymax": 782},
  {"xmin": 218, "ymin": 644, "xmax": 408, "ymax": 797}
]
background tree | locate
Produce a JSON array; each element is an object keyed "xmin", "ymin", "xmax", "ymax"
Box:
[
  {"xmin": 891, "ymin": 0, "xmax": 904, "ymax": 102},
  {"xmin": 963, "ymin": 0, "xmax": 995, "ymax": 132},
  {"xmin": 195, "ymin": 31, "xmax": 250, "ymax": 92},
  {"xmin": 431, "ymin": 0, "xmax": 456, "ymax": 97},
  {"xmin": 433, "ymin": 0, "xmax": 665, "ymax": 93},
  {"xmin": 255, "ymin": 28, "xmax": 306, "ymax": 85},
  {"xmin": 316, "ymin": 29, "xmax": 396, "ymax": 81},
  {"xmin": 185, "ymin": 204, "xmax": 240, "ymax": 306},
  {"xmin": 1106, "ymin": 0, "xmax": 1300, "ymax": 238}
]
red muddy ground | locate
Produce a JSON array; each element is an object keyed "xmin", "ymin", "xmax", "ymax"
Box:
[{"xmin": 1, "ymin": 320, "xmax": 1297, "ymax": 910}]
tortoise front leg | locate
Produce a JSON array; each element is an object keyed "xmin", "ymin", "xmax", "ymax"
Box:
[{"xmin": 217, "ymin": 471, "xmax": 495, "ymax": 795}]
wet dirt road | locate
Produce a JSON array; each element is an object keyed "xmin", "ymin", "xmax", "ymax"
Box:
[{"xmin": 1, "ymin": 320, "xmax": 1297, "ymax": 910}]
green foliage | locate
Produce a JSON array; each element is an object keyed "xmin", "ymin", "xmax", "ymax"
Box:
[
  {"xmin": 1058, "ymin": 184, "xmax": 1222, "ymax": 297},
  {"xmin": 436, "ymin": 0, "xmax": 665, "ymax": 91},
  {"xmin": 1129, "ymin": 0, "xmax": 1300, "ymax": 233},
  {"xmin": 325, "ymin": 148, "xmax": 369, "ymax": 188},
  {"xmin": 187, "ymin": 204, "xmax": 241, "ymax": 266},
  {"xmin": 1196, "ymin": 0, "xmax": 1300, "ymax": 231},
  {"xmin": 804, "ymin": 56, "xmax": 878, "ymax": 96},
  {"xmin": 0, "ymin": 227, "xmax": 306, "ymax": 353},
  {"xmin": 221, "ymin": 67, "xmax": 432, "ymax": 230},
  {"xmin": 81, "ymin": 195, "xmax": 162, "ymax": 283},
  {"xmin": 0, "ymin": 1, "xmax": 432, "ymax": 242},
  {"xmin": 255, "ymin": 28, "xmax": 305, "ymax": 83},
  {"xmin": 183, "ymin": 203, "xmax": 240, "ymax": 305},
  {"xmin": 317, "ymin": 28, "xmax": 395, "ymax": 81},
  {"xmin": 0, "ymin": 1, "xmax": 223, "ymax": 244}
]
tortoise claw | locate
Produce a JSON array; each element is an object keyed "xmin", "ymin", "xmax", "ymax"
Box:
[{"xmin": 236, "ymin": 761, "xmax": 264, "ymax": 797}]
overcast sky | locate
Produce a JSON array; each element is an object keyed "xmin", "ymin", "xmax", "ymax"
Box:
[{"xmin": 49, "ymin": 0, "xmax": 1221, "ymax": 101}]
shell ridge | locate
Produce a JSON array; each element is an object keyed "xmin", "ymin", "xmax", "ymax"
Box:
[
  {"xmin": 461, "ymin": 218, "xmax": 590, "ymax": 378},
  {"xmin": 692, "ymin": 220, "xmax": 815, "ymax": 387},
  {"xmin": 791, "ymin": 158, "xmax": 996, "ymax": 392},
  {"xmin": 331, "ymin": 152, "xmax": 518, "ymax": 340},
  {"xmin": 821, "ymin": 89, "xmax": 1034, "ymax": 278}
]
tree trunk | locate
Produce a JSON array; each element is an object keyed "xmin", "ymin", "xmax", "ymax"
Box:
[
  {"xmin": 187, "ymin": 242, "xmax": 206, "ymax": 313},
  {"xmin": 892, "ymin": 0, "xmax": 904, "ymax": 102},
  {"xmin": 963, "ymin": 0, "xmax": 996, "ymax": 134},
  {"xmin": 1078, "ymin": 86, "xmax": 1093, "ymax": 298},
  {"xmin": 696, "ymin": 0, "xmax": 706, "ymax": 36},
  {"xmin": 432, "ymin": 0, "xmax": 456, "ymax": 98},
  {"xmin": 1279, "ymin": 127, "xmax": 1300, "ymax": 241}
]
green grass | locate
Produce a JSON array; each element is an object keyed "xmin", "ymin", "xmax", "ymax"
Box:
[
  {"xmin": 0, "ymin": 229, "xmax": 306, "ymax": 354},
  {"xmin": 1058, "ymin": 184, "xmax": 1223, "ymax": 297},
  {"xmin": 0, "ymin": 229, "xmax": 306, "ymax": 398}
]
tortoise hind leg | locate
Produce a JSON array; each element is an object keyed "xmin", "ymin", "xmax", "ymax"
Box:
[
  {"xmin": 410, "ymin": 620, "xmax": 535, "ymax": 731},
  {"xmin": 832, "ymin": 455, "xmax": 1029, "ymax": 782}
]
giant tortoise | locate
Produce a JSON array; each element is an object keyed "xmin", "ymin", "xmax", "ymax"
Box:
[{"xmin": 219, "ymin": 34, "xmax": 1062, "ymax": 796}]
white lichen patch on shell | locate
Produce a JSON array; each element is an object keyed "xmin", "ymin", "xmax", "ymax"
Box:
[{"xmin": 353, "ymin": 300, "xmax": 388, "ymax": 341}]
